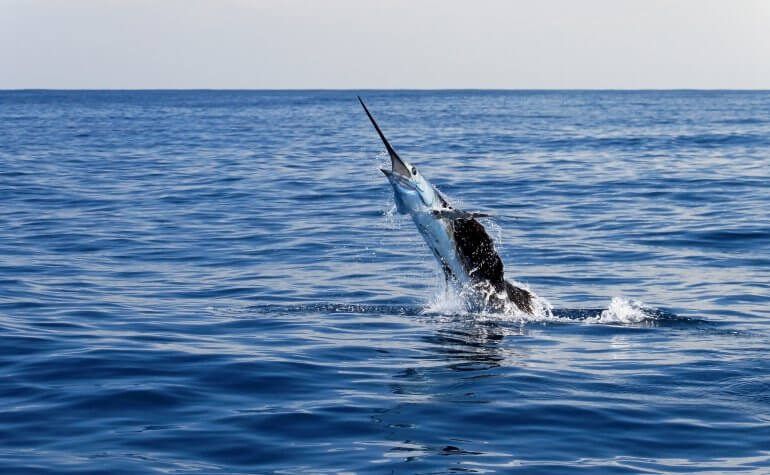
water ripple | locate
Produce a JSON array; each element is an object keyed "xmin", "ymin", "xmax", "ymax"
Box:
[{"xmin": 1, "ymin": 90, "xmax": 769, "ymax": 473}]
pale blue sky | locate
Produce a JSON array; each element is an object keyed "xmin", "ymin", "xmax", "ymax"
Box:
[{"xmin": 2, "ymin": 0, "xmax": 769, "ymax": 89}]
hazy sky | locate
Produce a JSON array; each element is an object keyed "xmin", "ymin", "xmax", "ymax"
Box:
[{"xmin": 3, "ymin": 0, "xmax": 769, "ymax": 89}]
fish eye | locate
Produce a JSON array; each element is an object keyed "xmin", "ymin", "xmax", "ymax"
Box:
[{"xmin": 411, "ymin": 166, "xmax": 417, "ymax": 175}]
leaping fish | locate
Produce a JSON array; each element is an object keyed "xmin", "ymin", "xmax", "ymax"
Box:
[{"xmin": 358, "ymin": 97, "xmax": 535, "ymax": 314}]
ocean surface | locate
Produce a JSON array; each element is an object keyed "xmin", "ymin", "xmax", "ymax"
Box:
[{"xmin": 1, "ymin": 90, "xmax": 769, "ymax": 474}]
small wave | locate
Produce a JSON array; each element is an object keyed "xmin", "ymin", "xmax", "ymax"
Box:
[
  {"xmin": 249, "ymin": 297, "xmax": 696, "ymax": 327},
  {"xmin": 423, "ymin": 284, "xmax": 691, "ymax": 327},
  {"xmin": 249, "ymin": 303, "xmax": 424, "ymax": 316}
]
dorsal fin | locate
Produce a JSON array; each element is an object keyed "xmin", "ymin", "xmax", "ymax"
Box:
[{"xmin": 452, "ymin": 217, "xmax": 505, "ymax": 290}]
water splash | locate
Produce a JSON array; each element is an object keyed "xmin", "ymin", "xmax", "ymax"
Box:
[
  {"xmin": 583, "ymin": 297, "xmax": 655, "ymax": 324},
  {"xmin": 423, "ymin": 278, "xmax": 554, "ymax": 322},
  {"xmin": 382, "ymin": 203, "xmax": 399, "ymax": 229},
  {"xmin": 423, "ymin": 282, "xmax": 468, "ymax": 316}
]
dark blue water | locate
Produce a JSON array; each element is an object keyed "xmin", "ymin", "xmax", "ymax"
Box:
[{"xmin": 1, "ymin": 90, "xmax": 769, "ymax": 473}]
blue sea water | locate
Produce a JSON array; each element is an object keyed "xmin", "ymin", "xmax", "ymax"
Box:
[{"xmin": 1, "ymin": 90, "xmax": 769, "ymax": 473}]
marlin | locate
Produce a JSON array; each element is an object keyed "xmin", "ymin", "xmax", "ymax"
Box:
[{"xmin": 358, "ymin": 97, "xmax": 535, "ymax": 314}]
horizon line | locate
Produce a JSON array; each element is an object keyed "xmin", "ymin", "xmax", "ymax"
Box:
[{"xmin": 2, "ymin": 87, "xmax": 770, "ymax": 92}]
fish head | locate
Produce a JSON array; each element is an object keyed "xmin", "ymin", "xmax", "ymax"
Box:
[
  {"xmin": 357, "ymin": 96, "xmax": 437, "ymax": 214},
  {"xmin": 381, "ymin": 154, "xmax": 436, "ymax": 214}
]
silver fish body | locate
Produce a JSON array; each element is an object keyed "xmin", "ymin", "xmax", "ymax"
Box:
[{"xmin": 359, "ymin": 97, "xmax": 534, "ymax": 314}]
